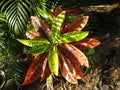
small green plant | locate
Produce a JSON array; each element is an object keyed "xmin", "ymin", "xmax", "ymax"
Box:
[{"xmin": 18, "ymin": 7, "xmax": 100, "ymax": 85}]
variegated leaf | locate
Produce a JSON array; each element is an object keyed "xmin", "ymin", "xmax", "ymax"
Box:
[
  {"xmin": 48, "ymin": 46, "xmax": 59, "ymax": 76},
  {"xmin": 28, "ymin": 44, "xmax": 51, "ymax": 55},
  {"xmin": 23, "ymin": 53, "xmax": 48, "ymax": 85},
  {"xmin": 59, "ymin": 46, "xmax": 84, "ymax": 79},
  {"xmin": 60, "ymin": 44, "xmax": 89, "ymax": 67},
  {"xmin": 51, "ymin": 11, "xmax": 66, "ymax": 42},
  {"xmin": 59, "ymin": 53, "xmax": 78, "ymax": 84},
  {"xmin": 36, "ymin": 7, "xmax": 53, "ymax": 23},
  {"xmin": 31, "ymin": 16, "xmax": 51, "ymax": 37},
  {"xmin": 71, "ymin": 38, "xmax": 100, "ymax": 50},
  {"xmin": 41, "ymin": 62, "xmax": 52, "ymax": 81},
  {"xmin": 61, "ymin": 16, "xmax": 89, "ymax": 34},
  {"xmin": 59, "ymin": 31, "xmax": 89, "ymax": 44},
  {"xmin": 17, "ymin": 38, "xmax": 50, "ymax": 47}
]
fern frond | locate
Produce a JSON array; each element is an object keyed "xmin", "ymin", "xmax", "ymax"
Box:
[
  {"xmin": 0, "ymin": 0, "xmax": 31, "ymax": 36},
  {"xmin": 12, "ymin": 61, "xmax": 27, "ymax": 88}
]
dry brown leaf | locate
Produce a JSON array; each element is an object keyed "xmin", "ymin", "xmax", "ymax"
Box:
[
  {"xmin": 31, "ymin": 16, "xmax": 51, "ymax": 37},
  {"xmin": 26, "ymin": 32, "xmax": 41, "ymax": 39}
]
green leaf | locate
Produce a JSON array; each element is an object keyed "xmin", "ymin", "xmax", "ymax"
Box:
[
  {"xmin": 0, "ymin": 13, "xmax": 6, "ymax": 23},
  {"xmin": 28, "ymin": 44, "xmax": 51, "ymax": 54},
  {"xmin": 26, "ymin": 24, "xmax": 36, "ymax": 32},
  {"xmin": 36, "ymin": 7, "xmax": 53, "ymax": 23},
  {"xmin": 46, "ymin": 75, "xmax": 52, "ymax": 84},
  {"xmin": 17, "ymin": 38, "xmax": 50, "ymax": 47},
  {"xmin": 48, "ymin": 46, "xmax": 59, "ymax": 76},
  {"xmin": 65, "ymin": 15, "xmax": 78, "ymax": 24},
  {"xmin": 51, "ymin": 11, "xmax": 66, "ymax": 43},
  {"xmin": 59, "ymin": 31, "xmax": 89, "ymax": 44}
]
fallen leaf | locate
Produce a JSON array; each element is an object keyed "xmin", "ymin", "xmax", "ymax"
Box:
[{"xmin": 26, "ymin": 32, "xmax": 40, "ymax": 39}]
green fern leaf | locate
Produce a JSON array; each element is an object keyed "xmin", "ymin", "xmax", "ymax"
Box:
[{"xmin": 0, "ymin": 0, "xmax": 31, "ymax": 35}]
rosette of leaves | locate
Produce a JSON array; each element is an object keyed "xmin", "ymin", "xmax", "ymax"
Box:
[{"xmin": 18, "ymin": 7, "xmax": 100, "ymax": 85}]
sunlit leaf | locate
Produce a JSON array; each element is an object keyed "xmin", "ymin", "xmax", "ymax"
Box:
[
  {"xmin": 23, "ymin": 53, "xmax": 48, "ymax": 85},
  {"xmin": 71, "ymin": 38, "xmax": 100, "ymax": 50},
  {"xmin": 0, "ymin": 13, "xmax": 6, "ymax": 22},
  {"xmin": 26, "ymin": 32, "xmax": 41, "ymax": 39},
  {"xmin": 59, "ymin": 31, "xmax": 89, "ymax": 44},
  {"xmin": 28, "ymin": 44, "xmax": 51, "ymax": 54},
  {"xmin": 37, "ymin": 7, "xmax": 53, "ymax": 23},
  {"xmin": 59, "ymin": 53, "xmax": 78, "ymax": 84},
  {"xmin": 60, "ymin": 44, "xmax": 89, "ymax": 67},
  {"xmin": 17, "ymin": 38, "xmax": 50, "ymax": 47},
  {"xmin": 31, "ymin": 16, "xmax": 51, "ymax": 37},
  {"xmin": 59, "ymin": 45, "xmax": 84, "ymax": 79},
  {"xmin": 31, "ymin": 16, "xmax": 42, "ymax": 31},
  {"xmin": 48, "ymin": 46, "xmax": 59, "ymax": 76},
  {"xmin": 46, "ymin": 75, "xmax": 53, "ymax": 84},
  {"xmin": 61, "ymin": 16, "xmax": 89, "ymax": 34},
  {"xmin": 51, "ymin": 11, "xmax": 66, "ymax": 42},
  {"xmin": 26, "ymin": 24, "xmax": 36, "ymax": 32},
  {"xmin": 53, "ymin": 6, "xmax": 62, "ymax": 17}
]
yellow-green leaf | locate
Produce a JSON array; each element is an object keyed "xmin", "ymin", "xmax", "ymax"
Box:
[
  {"xmin": 28, "ymin": 44, "xmax": 51, "ymax": 55},
  {"xmin": 51, "ymin": 11, "xmax": 66, "ymax": 42},
  {"xmin": 59, "ymin": 31, "xmax": 89, "ymax": 44},
  {"xmin": 17, "ymin": 38, "xmax": 50, "ymax": 47},
  {"xmin": 48, "ymin": 46, "xmax": 59, "ymax": 76},
  {"xmin": 37, "ymin": 7, "xmax": 53, "ymax": 23}
]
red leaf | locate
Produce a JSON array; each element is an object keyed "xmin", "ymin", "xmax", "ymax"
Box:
[
  {"xmin": 22, "ymin": 53, "xmax": 48, "ymax": 85},
  {"xmin": 65, "ymin": 8, "xmax": 84, "ymax": 15},
  {"xmin": 61, "ymin": 16, "xmax": 89, "ymax": 34},
  {"xmin": 59, "ymin": 46, "xmax": 84, "ymax": 79},
  {"xmin": 41, "ymin": 62, "xmax": 52, "ymax": 81},
  {"xmin": 54, "ymin": 6, "xmax": 63, "ymax": 17},
  {"xmin": 71, "ymin": 38, "xmax": 100, "ymax": 50},
  {"xmin": 59, "ymin": 44, "xmax": 89, "ymax": 67},
  {"xmin": 59, "ymin": 53, "xmax": 78, "ymax": 84},
  {"xmin": 49, "ymin": 7, "xmax": 84, "ymax": 19}
]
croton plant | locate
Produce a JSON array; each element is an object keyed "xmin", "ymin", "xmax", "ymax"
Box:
[{"xmin": 18, "ymin": 7, "xmax": 100, "ymax": 85}]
